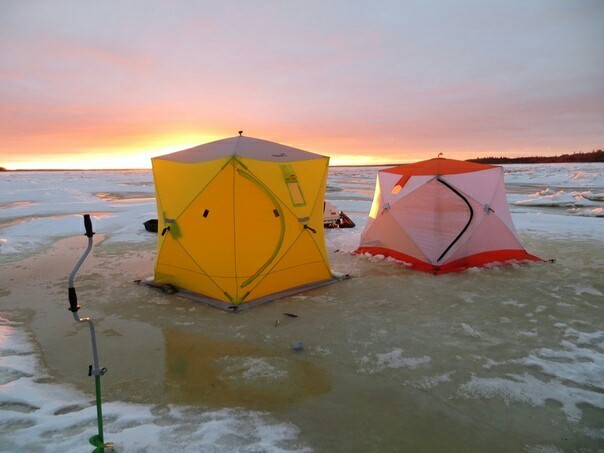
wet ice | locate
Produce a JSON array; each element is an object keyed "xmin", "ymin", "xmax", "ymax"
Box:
[{"xmin": 1, "ymin": 163, "xmax": 603, "ymax": 451}]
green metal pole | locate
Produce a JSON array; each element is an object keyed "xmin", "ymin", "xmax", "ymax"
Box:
[{"xmin": 95, "ymin": 375, "xmax": 104, "ymax": 444}]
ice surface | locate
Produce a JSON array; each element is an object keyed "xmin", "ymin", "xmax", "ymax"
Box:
[
  {"xmin": 1, "ymin": 163, "xmax": 603, "ymax": 450},
  {"xmin": 1, "ymin": 164, "xmax": 603, "ymax": 257},
  {"xmin": 0, "ymin": 318, "xmax": 310, "ymax": 452},
  {"xmin": 458, "ymin": 326, "xmax": 604, "ymax": 423}
]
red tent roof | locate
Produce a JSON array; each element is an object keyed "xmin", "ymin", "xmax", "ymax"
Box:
[{"xmin": 382, "ymin": 158, "xmax": 498, "ymax": 176}]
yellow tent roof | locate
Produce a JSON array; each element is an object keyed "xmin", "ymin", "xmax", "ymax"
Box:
[{"xmin": 154, "ymin": 135, "xmax": 327, "ymax": 164}]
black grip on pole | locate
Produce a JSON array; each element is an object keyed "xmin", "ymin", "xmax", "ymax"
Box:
[
  {"xmin": 68, "ymin": 287, "xmax": 80, "ymax": 312},
  {"xmin": 83, "ymin": 214, "xmax": 95, "ymax": 238}
]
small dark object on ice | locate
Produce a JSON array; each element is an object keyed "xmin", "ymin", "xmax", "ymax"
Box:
[{"xmin": 144, "ymin": 219, "xmax": 158, "ymax": 233}]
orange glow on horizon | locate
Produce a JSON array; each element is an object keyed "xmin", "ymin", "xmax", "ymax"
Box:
[
  {"xmin": 3, "ymin": 150, "xmax": 406, "ymax": 170},
  {"xmin": 1, "ymin": 133, "xmax": 224, "ymax": 170},
  {"xmin": 0, "ymin": 129, "xmax": 562, "ymax": 171},
  {"xmin": 1, "ymin": 132, "xmax": 420, "ymax": 170}
]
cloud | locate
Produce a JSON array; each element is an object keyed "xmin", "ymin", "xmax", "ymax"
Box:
[{"xmin": 0, "ymin": 1, "xmax": 602, "ymax": 167}]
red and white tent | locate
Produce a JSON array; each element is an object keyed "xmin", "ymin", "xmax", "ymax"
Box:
[{"xmin": 355, "ymin": 158, "xmax": 541, "ymax": 274}]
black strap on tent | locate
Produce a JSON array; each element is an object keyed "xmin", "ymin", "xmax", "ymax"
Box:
[
  {"xmin": 436, "ymin": 177, "xmax": 474, "ymax": 262},
  {"xmin": 304, "ymin": 224, "xmax": 317, "ymax": 234},
  {"xmin": 161, "ymin": 218, "xmax": 176, "ymax": 236}
]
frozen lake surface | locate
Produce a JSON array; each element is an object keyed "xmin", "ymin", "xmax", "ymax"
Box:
[{"xmin": 0, "ymin": 163, "xmax": 603, "ymax": 451}]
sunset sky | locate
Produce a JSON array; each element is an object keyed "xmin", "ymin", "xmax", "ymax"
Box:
[{"xmin": 1, "ymin": 1, "xmax": 603, "ymax": 169}]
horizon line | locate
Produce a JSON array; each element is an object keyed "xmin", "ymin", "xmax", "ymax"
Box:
[{"xmin": 0, "ymin": 163, "xmax": 404, "ymax": 172}]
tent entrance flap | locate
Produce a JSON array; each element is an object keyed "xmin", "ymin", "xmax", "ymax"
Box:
[
  {"xmin": 436, "ymin": 177, "xmax": 474, "ymax": 262},
  {"xmin": 235, "ymin": 168, "xmax": 286, "ymax": 291}
]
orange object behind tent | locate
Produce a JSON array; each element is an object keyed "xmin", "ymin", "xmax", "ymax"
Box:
[{"xmin": 355, "ymin": 158, "xmax": 541, "ymax": 274}]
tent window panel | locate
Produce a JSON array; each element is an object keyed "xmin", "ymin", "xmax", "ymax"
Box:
[{"xmin": 280, "ymin": 164, "xmax": 306, "ymax": 207}]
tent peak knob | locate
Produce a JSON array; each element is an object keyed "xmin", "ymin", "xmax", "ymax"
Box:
[{"xmin": 238, "ymin": 130, "xmax": 243, "ymax": 136}]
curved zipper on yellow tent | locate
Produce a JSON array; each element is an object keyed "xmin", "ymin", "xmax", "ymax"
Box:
[{"xmin": 236, "ymin": 168, "xmax": 286, "ymax": 290}]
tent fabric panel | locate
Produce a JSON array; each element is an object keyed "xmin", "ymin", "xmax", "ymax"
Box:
[
  {"xmin": 241, "ymin": 227, "xmax": 333, "ymax": 300},
  {"xmin": 269, "ymin": 228, "xmax": 332, "ymax": 276},
  {"xmin": 486, "ymin": 175, "xmax": 521, "ymax": 238},
  {"xmin": 378, "ymin": 172, "xmax": 433, "ymax": 206},
  {"xmin": 365, "ymin": 172, "xmax": 431, "ymax": 229},
  {"xmin": 152, "ymin": 157, "xmax": 229, "ymax": 221},
  {"xmin": 367, "ymin": 174, "xmax": 386, "ymax": 220},
  {"xmin": 154, "ymin": 218, "xmax": 236, "ymax": 302},
  {"xmin": 437, "ymin": 249, "xmax": 543, "ymax": 273},
  {"xmin": 354, "ymin": 246, "xmax": 436, "ymax": 272},
  {"xmin": 392, "ymin": 175, "xmax": 434, "ymax": 199},
  {"xmin": 357, "ymin": 212, "xmax": 427, "ymax": 262},
  {"xmin": 231, "ymin": 156, "xmax": 330, "ymax": 270},
  {"xmin": 355, "ymin": 246, "xmax": 541, "ymax": 274},
  {"xmin": 174, "ymin": 163, "xmax": 237, "ymax": 279},
  {"xmin": 153, "ymin": 218, "xmax": 217, "ymax": 289},
  {"xmin": 422, "ymin": 190, "xmax": 489, "ymax": 265},
  {"xmin": 387, "ymin": 179, "xmax": 472, "ymax": 264},
  {"xmin": 239, "ymin": 156, "xmax": 330, "ymax": 220},
  {"xmin": 382, "ymin": 158, "xmax": 498, "ymax": 176},
  {"xmin": 249, "ymin": 262, "xmax": 334, "ymax": 300},
  {"xmin": 154, "ymin": 136, "xmax": 327, "ymax": 164},
  {"xmin": 155, "ymin": 261, "xmax": 230, "ymax": 302},
  {"xmin": 445, "ymin": 212, "xmax": 526, "ymax": 263},
  {"xmin": 154, "ymin": 137, "xmax": 239, "ymax": 163},
  {"xmin": 232, "ymin": 168, "xmax": 286, "ymax": 281},
  {"xmin": 235, "ymin": 155, "xmax": 331, "ymax": 268},
  {"xmin": 443, "ymin": 167, "xmax": 501, "ymax": 207},
  {"xmin": 441, "ymin": 180, "xmax": 524, "ymax": 265}
]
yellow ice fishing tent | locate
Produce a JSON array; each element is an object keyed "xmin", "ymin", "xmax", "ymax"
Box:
[{"xmin": 150, "ymin": 135, "xmax": 335, "ymax": 309}]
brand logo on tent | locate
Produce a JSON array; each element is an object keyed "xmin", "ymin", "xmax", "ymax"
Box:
[{"xmin": 272, "ymin": 153, "xmax": 288, "ymax": 158}]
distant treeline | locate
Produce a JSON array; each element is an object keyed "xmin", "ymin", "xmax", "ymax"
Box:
[{"xmin": 468, "ymin": 149, "xmax": 603, "ymax": 164}]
